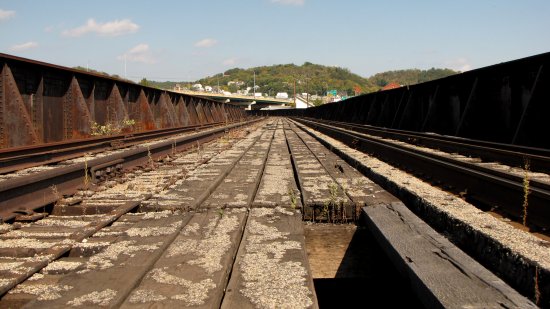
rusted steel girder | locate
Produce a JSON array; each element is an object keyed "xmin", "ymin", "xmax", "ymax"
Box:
[{"xmin": 0, "ymin": 53, "xmax": 247, "ymax": 149}]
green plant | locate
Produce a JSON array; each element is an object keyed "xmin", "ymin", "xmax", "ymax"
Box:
[
  {"xmin": 322, "ymin": 200, "xmax": 330, "ymax": 223},
  {"xmin": 89, "ymin": 118, "xmax": 135, "ymax": 136},
  {"xmin": 50, "ymin": 184, "xmax": 61, "ymax": 212},
  {"xmin": 219, "ymin": 133, "xmax": 230, "ymax": 146},
  {"xmin": 83, "ymin": 158, "xmax": 90, "ymax": 188},
  {"xmin": 321, "ymin": 181, "xmax": 348, "ymax": 223},
  {"xmin": 147, "ymin": 145, "xmax": 155, "ymax": 169},
  {"xmin": 340, "ymin": 183, "xmax": 348, "ymax": 223},
  {"xmin": 196, "ymin": 141, "xmax": 202, "ymax": 160},
  {"xmin": 329, "ymin": 182, "xmax": 339, "ymax": 222},
  {"xmin": 288, "ymin": 187, "xmax": 298, "ymax": 209},
  {"xmin": 50, "ymin": 184, "xmax": 60, "ymax": 200},
  {"xmin": 522, "ymin": 158, "xmax": 530, "ymax": 226}
]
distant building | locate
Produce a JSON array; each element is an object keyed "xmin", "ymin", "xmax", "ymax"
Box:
[
  {"xmin": 275, "ymin": 92, "xmax": 289, "ymax": 99},
  {"xmin": 228, "ymin": 81, "xmax": 244, "ymax": 86},
  {"xmin": 205, "ymin": 86, "xmax": 213, "ymax": 92},
  {"xmin": 260, "ymin": 105, "xmax": 293, "ymax": 110},
  {"xmin": 192, "ymin": 83, "xmax": 204, "ymax": 91},
  {"xmin": 381, "ymin": 82, "xmax": 401, "ymax": 91}
]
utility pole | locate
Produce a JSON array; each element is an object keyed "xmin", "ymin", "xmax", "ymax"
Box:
[
  {"xmin": 293, "ymin": 79, "xmax": 296, "ymax": 106},
  {"xmin": 124, "ymin": 55, "xmax": 127, "ymax": 79},
  {"xmin": 306, "ymin": 76, "xmax": 309, "ymax": 105},
  {"xmin": 253, "ymin": 71, "xmax": 256, "ymax": 98}
]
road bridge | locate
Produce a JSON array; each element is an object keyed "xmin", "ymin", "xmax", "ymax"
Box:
[{"xmin": 172, "ymin": 89, "xmax": 292, "ymax": 110}]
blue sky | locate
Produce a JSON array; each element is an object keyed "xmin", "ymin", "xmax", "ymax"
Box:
[{"xmin": 1, "ymin": 0, "xmax": 549, "ymax": 81}]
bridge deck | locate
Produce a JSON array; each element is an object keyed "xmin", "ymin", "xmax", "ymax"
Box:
[{"xmin": 0, "ymin": 118, "xmax": 540, "ymax": 308}]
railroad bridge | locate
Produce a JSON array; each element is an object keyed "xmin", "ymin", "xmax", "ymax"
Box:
[{"xmin": 0, "ymin": 52, "xmax": 549, "ymax": 308}]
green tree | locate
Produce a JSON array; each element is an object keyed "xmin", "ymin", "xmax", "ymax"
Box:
[{"xmin": 228, "ymin": 84, "xmax": 239, "ymax": 93}]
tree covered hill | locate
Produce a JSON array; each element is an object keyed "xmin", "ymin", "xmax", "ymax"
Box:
[
  {"xmin": 146, "ymin": 63, "xmax": 459, "ymax": 96},
  {"xmin": 200, "ymin": 62, "xmax": 373, "ymax": 96}
]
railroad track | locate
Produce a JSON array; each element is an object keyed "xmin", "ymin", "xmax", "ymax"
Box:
[
  {"xmin": 292, "ymin": 117, "xmax": 550, "ymax": 231},
  {"xmin": 0, "ymin": 118, "xmax": 541, "ymax": 308},
  {"xmin": 0, "ymin": 121, "xmax": 251, "ymax": 299},
  {"xmin": 0, "ymin": 119, "xmax": 322, "ymax": 308},
  {"xmin": 299, "ymin": 117, "xmax": 550, "ymax": 173},
  {"xmin": 0, "ymin": 119, "xmax": 261, "ymax": 222},
  {"xmin": 0, "ymin": 121, "xmax": 230, "ymax": 175},
  {"xmin": 0, "ymin": 118, "xmax": 390, "ymax": 306}
]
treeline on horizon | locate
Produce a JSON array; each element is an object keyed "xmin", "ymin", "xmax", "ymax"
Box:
[{"xmin": 74, "ymin": 63, "xmax": 458, "ymax": 96}]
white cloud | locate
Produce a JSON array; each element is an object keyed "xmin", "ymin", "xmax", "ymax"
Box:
[
  {"xmin": 270, "ymin": 0, "xmax": 305, "ymax": 6},
  {"xmin": 0, "ymin": 9, "xmax": 15, "ymax": 21},
  {"xmin": 62, "ymin": 18, "xmax": 139, "ymax": 37},
  {"xmin": 223, "ymin": 58, "xmax": 238, "ymax": 66},
  {"xmin": 445, "ymin": 57, "xmax": 472, "ymax": 72},
  {"xmin": 9, "ymin": 41, "xmax": 38, "ymax": 52},
  {"xmin": 118, "ymin": 43, "xmax": 157, "ymax": 64},
  {"xmin": 194, "ymin": 38, "xmax": 217, "ymax": 48}
]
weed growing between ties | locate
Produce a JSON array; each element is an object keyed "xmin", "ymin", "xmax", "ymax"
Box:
[
  {"xmin": 48, "ymin": 184, "xmax": 63, "ymax": 214},
  {"xmin": 83, "ymin": 157, "xmax": 91, "ymax": 189},
  {"xmin": 147, "ymin": 145, "xmax": 155, "ymax": 169},
  {"xmin": 172, "ymin": 139, "xmax": 177, "ymax": 156},
  {"xmin": 522, "ymin": 158, "xmax": 530, "ymax": 226},
  {"xmin": 90, "ymin": 119, "xmax": 136, "ymax": 136},
  {"xmin": 196, "ymin": 141, "xmax": 203, "ymax": 160},
  {"xmin": 217, "ymin": 208, "xmax": 225, "ymax": 218},
  {"xmin": 288, "ymin": 187, "xmax": 298, "ymax": 209},
  {"xmin": 318, "ymin": 182, "xmax": 348, "ymax": 224}
]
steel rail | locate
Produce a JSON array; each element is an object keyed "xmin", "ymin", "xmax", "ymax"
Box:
[
  {"xmin": 0, "ymin": 122, "xmax": 231, "ymax": 174},
  {"xmin": 293, "ymin": 118, "xmax": 550, "ymax": 230},
  {"xmin": 0, "ymin": 119, "xmax": 261, "ymax": 222},
  {"xmin": 298, "ymin": 117, "xmax": 550, "ymax": 173}
]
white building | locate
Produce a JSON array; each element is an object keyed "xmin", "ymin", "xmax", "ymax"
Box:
[
  {"xmin": 192, "ymin": 84, "xmax": 204, "ymax": 91},
  {"xmin": 275, "ymin": 92, "xmax": 289, "ymax": 99},
  {"xmin": 204, "ymin": 86, "xmax": 213, "ymax": 92},
  {"xmin": 227, "ymin": 81, "xmax": 245, "ymax": 86}
]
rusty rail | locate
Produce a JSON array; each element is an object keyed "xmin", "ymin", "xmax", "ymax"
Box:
[
  {"xmin": 0, "ymin": 121, "xmax": 228, "ymax": 174},
  {"xmin": 0, "ymin": 118, "xmax": 261, "ymax": 222},
  {"xmin": 292, "ymin": 118, "xmax": 550, "ymax": 230}
]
